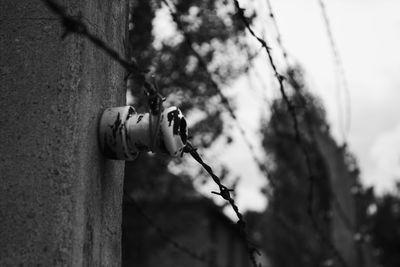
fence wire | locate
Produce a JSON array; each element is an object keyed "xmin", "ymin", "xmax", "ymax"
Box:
[
  {"xmin": 231, "ymin": 1, "xmax": 350, "ymax": 266},
  {"xmin": 260, "ymin": 0, "xmax": 359, "ymax": 239}
]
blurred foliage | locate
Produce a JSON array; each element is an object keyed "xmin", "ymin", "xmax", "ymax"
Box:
[{"xmin": 128, "ymin": 0, "xmax": 253, "ymax": 114}]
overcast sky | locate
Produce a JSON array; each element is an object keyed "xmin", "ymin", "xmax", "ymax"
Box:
[{"xmin": 154, "ymin": 0, "xmax": 400, "ymax": 213}]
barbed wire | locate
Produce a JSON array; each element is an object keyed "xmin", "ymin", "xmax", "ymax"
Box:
[
  {"xmin": 124, "ymin": 198, "xmax": 215, "ymax": 266},
  {"xmin": 289, "ymin": 76, "xmax": 356, "ymax": 267},
  {"xmin": 290, "ymin": 74, "xmax": 358, "ymax": 235},
  {"xmin": 231, "ymin": 1, "xmax": 350, "ymax": 267},
  {"xmin": 248, "ymin": 4, "xmax": 353, "ymax": 237},
  {"xmin": 233, "ymin": 0, "xmax": 312, "ymax": 214},
  {"xmin": 259, "ymin": 0, "xmax": 359, "ymax": 239},
  {"xmin": 162, "ymin": 3, "xmax": 343, "ymax": 265},
  {"xmin": 43, "ymin": 1, "xmax": 354, "ymax": 266},
  {"xmin": 155, "ymin": 9, "xmax": 269, "ymax": 265},
  {"xmin": 241, "ymin": 0, "xmax": 320, "ymax": 216},
  {"xmin": 161, "ymin": 3, "xmax": 308, "ymax": 264},
  {"xmin": 260, "ymin": 3, "xmax": 354, "ymax": 231},
  {"xmin": 231, "ymin": 3, "xmax": 319, "ymax": 216},
  {"xmin": 262, "ymin": 0, "xmax": 351, "ymax": 146},
  {"xmin": 232, "ymin": 0, "xmax": 300, "ymax": 140},
  {"xmin": 163, "ymin": 1, "xmax": 354, "ymax": 266},
  {"xmin": 317, "ymin": 0, "xmax": 351, "ymax": 144}
]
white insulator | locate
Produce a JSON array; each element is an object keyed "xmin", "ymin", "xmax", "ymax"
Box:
[{"xmin": 99, "ymin": 106, "xmax": 188, "ymax": 160}]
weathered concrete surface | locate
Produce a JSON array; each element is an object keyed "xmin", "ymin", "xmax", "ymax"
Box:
[{"xmin": 0, "ymin": 0, "xmax": 127, "ymax": 266}]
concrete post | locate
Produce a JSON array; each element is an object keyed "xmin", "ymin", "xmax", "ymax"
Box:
[{"xmin": 0, "ymin": 0, "xmax": 127, "ymax": 266}]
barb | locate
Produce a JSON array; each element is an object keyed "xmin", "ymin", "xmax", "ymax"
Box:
[
  {"xmin": 183, "ymin": 142, "xmax": 261, "ymax": 267},
  {"xmin": 125, "ymin": 198, "xmax": 214, "ymax": 266},
  {"xmin": 42, "ymin": 0, "xmax": 164, "ymax": 115},
  {"xmin": 317, "ymin": 0, "xmax": 351, "ymax": 143}
]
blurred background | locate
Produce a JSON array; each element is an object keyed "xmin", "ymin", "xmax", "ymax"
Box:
[{"xmin": 122, "ymin": 0, "xmax": 400, "ymax": 266}]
